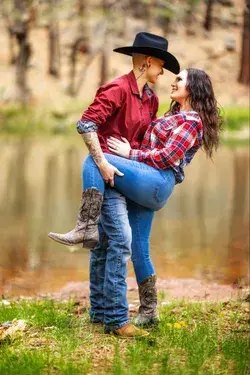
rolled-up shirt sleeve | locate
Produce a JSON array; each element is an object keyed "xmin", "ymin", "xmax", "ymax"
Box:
[
  {"xmin": 76, "ymin": 82, "xmax": 124, "ymax": 134},
  {"xmin": 76, "ymin": 120, "xmax": 98, "ymax": 133},
  {"xmin": 129, "ymin": 121, "xmax": 198, "ymax": 170}
]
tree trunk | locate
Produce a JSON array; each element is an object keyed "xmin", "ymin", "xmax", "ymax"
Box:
[
  {"xmin": 204, "ymin": 0, "xmax": 214, "ymax": 31},
  {"xmin": 48, "ymin": 21, "xmax": 60, "ymax": 77},
  {"xmin": 77, "ymin": 0, "xmax": 86, "ymax": 34},
  {"xmin": 99, "ymin": 47, "xmax": 109, "ymax": 86},
  {"xmin": 99, "ymin": 0, "xmax": 109, "ymax": 86},
  {"xmin": 0, "ymin": 2, "xmax": 17, "ymax": 64},
  {"xmin": 238, "ymin": 0, "xmax": 250, "ymax": 85},
  {"xmin": 8, "ymin": 26, "xmax": 16, "ymax": 65},
  {"xmin": 67, "ymin": 38, "xmax": 89, "ymax": 96},
  {"xmin": 13, "ymin": 0, "xmax": 32, "ymax": 105},
  {"xmin": 77, "ymin": 0, "xmax": 85, "ymax": 16},
  {"xmin": 16, "ymin": 34, "xmax": 31, "ymax": 103},
  {"xmin": 47, "ymin": 0, "xmax": 60, "ymax": 77},
  {"xmin": 67, "ymin": 0, "xmax": 90, "ymax": 96},
  {"xmin": 185, "ymin": 0, "xmax": 199, "ymax": 35}
]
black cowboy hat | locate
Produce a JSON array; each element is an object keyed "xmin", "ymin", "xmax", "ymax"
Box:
[{"xmin": 113, "ymin": 32, "xmax": 180, "ymax": 74}]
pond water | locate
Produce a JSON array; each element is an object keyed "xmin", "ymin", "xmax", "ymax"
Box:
[{"xmin": 0, "ymin": 136, "xmax": 249, "ymax": 296}]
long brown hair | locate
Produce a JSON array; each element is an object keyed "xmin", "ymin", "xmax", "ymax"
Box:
[{"xmin": 168, "ymin": 68, "xmax": 224, "ymax": 158}]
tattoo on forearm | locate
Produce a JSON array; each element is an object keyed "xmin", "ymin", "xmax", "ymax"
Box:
[{"xmin": 82, "ymin": 132, "xmax": 106, "ymax": 166}]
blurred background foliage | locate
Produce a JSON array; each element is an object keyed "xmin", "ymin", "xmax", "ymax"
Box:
[
  {"xmin": 0, "ymin": 104, "xmax": 249, "ymax": 136},
  {"xmin": 0, "ymin": 0, "xmax": 249, "ymax": 134}
]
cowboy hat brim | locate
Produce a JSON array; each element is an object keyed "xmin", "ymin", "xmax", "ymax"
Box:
[{"xmin": 113, "ymin": 46, "xmax": 180, "ymax": 74}]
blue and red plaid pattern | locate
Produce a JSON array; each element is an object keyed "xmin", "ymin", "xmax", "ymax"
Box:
[{"xmin": 129, "ymin": 111, "xmax": 203, "ymax": 183}]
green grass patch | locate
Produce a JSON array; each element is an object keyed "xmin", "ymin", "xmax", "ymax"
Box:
[
  {"xmin": 0, "ymin": 104, "xmax": 85, "ymax": 135},
  {"xmin": 0, "ymin": 299, "xmax": 249, "ymax": 374},
  {"xmin": 158, "ymin": 104, "xmax": 249, "ymax": 133},
  {"xmin": 0, "ymin": 104, "xmax": 248, "ymax": 136},
  {"xmin": 223, "ymin": 107, "xmax": 249, "ymax": 131}
]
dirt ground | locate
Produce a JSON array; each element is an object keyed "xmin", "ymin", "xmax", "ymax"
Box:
[{"xmin": 37, "ymin": 278, "xmax": 248, "ymax": 309}]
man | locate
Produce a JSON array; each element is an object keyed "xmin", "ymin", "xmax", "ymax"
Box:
[{"xmin": 49, "ymin": 32, "xmax": 180, "ymax": 337}]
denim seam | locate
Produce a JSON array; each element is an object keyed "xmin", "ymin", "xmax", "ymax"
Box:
[
  {"xmin": 154, "ymin": 182, "xmax": 166, "ymax": 204},
  {"xmin": 135, "ymin": 210, "xmax": 143, "ymax": 272},
  {"xmin": 154, "ymin": 171, "xmax": 175, "ymax": 205},
  {"xmin": 104, "ymin": 319, "xmax": 130, "ymax": 332}
]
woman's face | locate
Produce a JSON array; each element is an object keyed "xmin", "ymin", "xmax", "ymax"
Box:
[
  {"xmin": 170, "ymin": 70, "xmax": 189, "ymax": 103},
  {"xmin": 146, "ymin": 57, "xmax": 165, "ymax": 84}
]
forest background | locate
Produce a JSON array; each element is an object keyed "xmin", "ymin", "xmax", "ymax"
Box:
[{"xmin": 0, "ymin": 0, "xmax": 249, "ymax": 135}]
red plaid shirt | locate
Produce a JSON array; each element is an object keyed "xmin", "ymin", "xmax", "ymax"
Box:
[{"xmin": 129, "ymin": 111, "xmax": 203, "ymax": 183}]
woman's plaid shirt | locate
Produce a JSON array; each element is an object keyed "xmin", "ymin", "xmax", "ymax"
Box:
[{"xmin": 129, "ymin": 110, "xmax": 203, "ymax": 184}]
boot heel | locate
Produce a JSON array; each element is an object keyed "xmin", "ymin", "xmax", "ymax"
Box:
[{"xmin": 82, "ymin": 238, "xmax": 99, "ymax": 249}]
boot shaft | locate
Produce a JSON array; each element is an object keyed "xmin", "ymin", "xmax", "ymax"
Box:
[{"xmin": 138, "ymin": 275, "xmax": 157, "ymax": 316}]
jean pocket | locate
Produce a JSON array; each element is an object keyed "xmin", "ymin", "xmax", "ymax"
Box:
[{"xmin": 154, "ymin": 172, "xmax": 175, "ymax": 205}]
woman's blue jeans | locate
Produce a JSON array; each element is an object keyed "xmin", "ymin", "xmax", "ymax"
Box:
[
  {"xmin": 83, "ymin": 153, "xmax": 175, "ymax": 212},
  {"xmin": 82, "ymin": 154, "xmax": 175, "ymax": 330}
]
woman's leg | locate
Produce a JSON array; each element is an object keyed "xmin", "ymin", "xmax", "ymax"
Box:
[
  {"xmin": 127, "ymin": 199, "xmax": 158, "ymax": 326},
  {"xmin": 49, "ymin": 153, "xmax": 175, "ymax": 247},
  {"xmin": 48, "ymin": 155, "xmax": 105, "ymax": 247},
  {"xmin": 104, "ymin": 153, "xmax": 175, "ymax": 211},
  {"xmin": 82, "ymin": 155, "xmax": 105, "ymax": 193},
  {"xmin": 127, "ymin": 202, "xmax": 155, "ymax": 283}
]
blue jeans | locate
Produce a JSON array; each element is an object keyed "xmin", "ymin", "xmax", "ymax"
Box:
[
  {"xmin": 83, "ymin": 154, "xmax": 175, "ymax": 211},
  {"xmin": 83, "ymin": 154, "xmax": 175, "ymax": 330},
  {"xmin": 89, "ymin": 188, "xmax": 131, "ymax": 329}
]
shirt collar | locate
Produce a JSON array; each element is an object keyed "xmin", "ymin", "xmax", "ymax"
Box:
[{"xmin": 127, "ymin": 70, "xmax": 153, "ymax": 102}]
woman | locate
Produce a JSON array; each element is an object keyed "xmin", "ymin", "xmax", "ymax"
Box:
[{"xmin": 49, "ymin": 68, "xmax": 223, "ymax": 327}]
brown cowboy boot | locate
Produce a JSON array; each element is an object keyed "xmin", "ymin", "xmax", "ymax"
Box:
[
  {"xmin": 48, "ymin": 188, "xmax": 103, "ymax": 248},
  {"xmin": 106, "ymin": 323, "xmax": 149, "ymax": 338},
  {"xmin": 134, "ymin": 275, "xmax": 159, "ymax": 327}
]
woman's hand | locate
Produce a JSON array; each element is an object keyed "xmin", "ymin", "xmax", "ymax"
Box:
[{"xmin": 107, "ymin": 137, "xmax": 131, "ymax": 158}]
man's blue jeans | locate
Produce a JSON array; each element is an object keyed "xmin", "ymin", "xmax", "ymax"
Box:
[{"xmin": 83, "ymin": 154, "xmax": 175, "ymax": 330}]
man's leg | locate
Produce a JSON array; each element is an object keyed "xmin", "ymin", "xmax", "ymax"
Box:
[
  {"xmin": 100, "ymin": 187, "xmax": 132, "ymax": 331},
  {"xmin": 127, "ymin": 199, "xmax": 158, "ymax": 326},
  {"xmin": 89, "ymin": 219, "xmax": 108, "ymax": 323}
]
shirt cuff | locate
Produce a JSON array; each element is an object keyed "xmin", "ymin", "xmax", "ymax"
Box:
[
  {"xmin": 76, "ymin": 120, "xmax": 98, "ymax": 134},
  {"xmin": 129, "ymin": 149, "xmax": 142, "ymax": 161}
]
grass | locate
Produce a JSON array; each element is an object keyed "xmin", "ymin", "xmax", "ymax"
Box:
[
  {"xmin": 0, "ymin": 104, "xmax": 249, "ymax": 136},
  {"xmin": 0, "ymin": 299, "xmax": 249, "ymax": 374},
  {"xmin": 222, "ymin": 107, "xmax": 249, "ymax": 131},
  {"xmin": 158, "ymin": 104, "xmax": 249, "ymax": 132}
]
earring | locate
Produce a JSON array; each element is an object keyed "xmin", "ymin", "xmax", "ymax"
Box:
[{"xmin": 139, "ymin": 63, "xmax": 146, "ymax": 72}]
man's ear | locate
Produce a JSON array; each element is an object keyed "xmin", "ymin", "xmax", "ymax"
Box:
[{"xmin": 145, "ymin": 56, "xmax": 152, "ymax": 68}]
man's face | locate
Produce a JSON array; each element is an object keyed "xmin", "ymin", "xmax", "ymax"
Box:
[{"xmin": 146, "ymin": 57, "xmax": 165, "ymax": 84}]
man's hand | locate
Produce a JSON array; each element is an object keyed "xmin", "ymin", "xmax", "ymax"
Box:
[
  {"xmin": 98, "ymin": 160, "xmax": 124, "ymax": 187},
  {"xmin": 107, "ymin": 137, "xmax": 131, "ymax": 158},
  {"xmin": 82, "ymin": 131, "xmax": 124, "ymax": 187}
]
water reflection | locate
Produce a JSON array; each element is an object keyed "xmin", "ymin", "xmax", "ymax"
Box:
[{"xmin": 0, "ymin": 136, "xmax": 249, "ymax": 296}]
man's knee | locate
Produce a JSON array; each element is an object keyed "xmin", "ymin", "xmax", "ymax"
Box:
[{"xmin": 108, "ymin": 222, "xmax": 132, "ymax": 256}]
